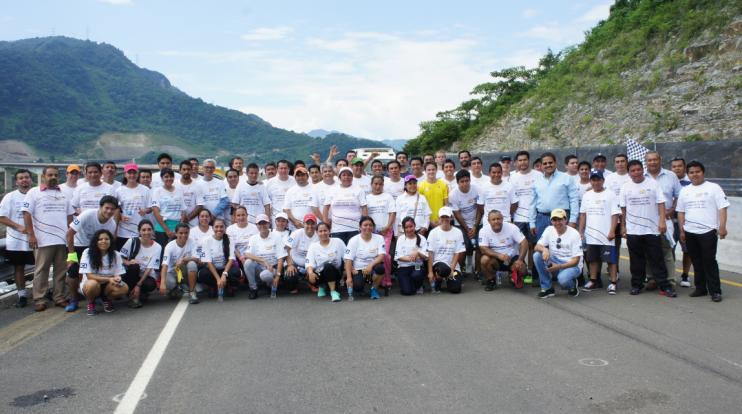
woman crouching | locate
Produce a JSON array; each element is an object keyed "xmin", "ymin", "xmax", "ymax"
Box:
[{"xmin": 80, "ymin": 229, "xmax": 128, "ymax": 315}]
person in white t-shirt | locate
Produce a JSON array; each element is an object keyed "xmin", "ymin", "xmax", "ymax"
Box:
[
  {"xmin": 479, "ymin": 210, "xmax": 528, "ymax": 291},
  {"xmin": 449, "ymin": 169, "xmax": 483, "ymax": 277},
  {"xmin": 72, "ymin": 162, "xmax": 115, "ymax": 214},
  {"xmin": 283, "ymin": 213, "xmax": 320, "ymax": 294},
  {"xmin": 477, "ymin": 163, "xmax": 518, "ymax": 222},
  {"xmin": 395, "ymin": 175, "xmax": 432, "ymax": 236},
  {"xmin": 265, "ymin": 160, "xmax": 296, "ymax": 226},
  {"xmin": 324, "ymin": 167, "xmax": 368, "ymax": 244},
  {"xmin": 510, "ymin": 150, "xmax": 542, "ymax": 286},
  {"xmin": 79, "ymin": 229, "xmax": 128, "ymax": 315},
  {"xmin": 227, "ymin": 206, "xmax": 259, "ymax": 264},
  {"xmin": 102, "ymin": 161, "xmax": 122, "ymax": 190},
  {"xmin": 231, "ymin": 163, "xmax": 271, "ymax": 225},
  {"xmin": 384, "ymin": 161, "xmax": 405, "ymax": 200},
  {"xmin": 223, "ymin": 168, "xmax": 241, "ymax": 225},
  {"xmin": 242, "ymin": 214, "xmax": 286, "ymax": 299},
  {"xmin": 178, "ymin": 161, "xmax": 205, "ymax": 227},
  {"xmin": 344, "ymin": 216, "xmax": 386, "ymax": 301},
  {"xmin": 197, "ymin": 218, "xmax": 240, "ymax": 301},
  {"xmin": 306, "ymin": 222, "xmax": 346, "ymax": 302},
  {"xmin": 0, "ymin": 169, "xmax": 34, "ymax": 308},
  {"xmin": 427, "ymin": 207, "xmax": 466, "ymax": 294},
  {"xmin": 533, "ymin": 208, "xmax": 583, "ymax": 299},
  {"xmin": 120, "ymin": 220, "xmax": 162, "ymax": 308},
  {"xmin": 283, "ymin": 167, "xmax": 322, "ymax": 230},
  {"xmin": 367, "ymin": 175, "xmax": 396, "ymax": 292},
  {"xmin": 60, "ymin": 164, "xmax": 81, "ymax": 200},
  {"xmin": 150, "ymin": 153, "xmax": 182, "ymax": 188},
  {"xmin": 115, "ymin": 163, "xmax": 152, "ymax": 249},
  {"xmin": 677, "ymin": 161, "xmax": 729, "ymax": 302},
  {"xmin": 619, "ymin": 160, "xmax": 675, "ymax": 297},
  {"xmin": 189, "ymin": 209, "xmax": 214, "ymax": 245},
  {"xmin": 604, "ymin": 153, "xmax": 630, "ymax": 272},
  {"xmin": 576, "ymin": 161, "xmax": 592, "ymax": 201},
  {"xmin": 442, "ymin": 159, "xmax": 458, "ymax": 196},
  {"xmin": 150, "ymin": 168, "xmax": 187, "ymax": 246},
  {"xmin": 394, "ymin": 216, "xmax": 429, "ymax": 295},
  {"xmin": 469, "ymin": 157, "xmax": 488, "ymax": 188},
  {"xmin": 199, "ymin": 159, "xmax": 230, "ymax": 220},
  {"xmin": 159, "ymin": 223, "xmax": 201, "ymax": 304},
  {"xmin": 313, "ymin": 164, "xmax": 338, "ymax": 218},
  {"xmin": 351, "ymin": 157, "xmax": 372, "ymax": 194},
  {"xmin": 578, "ymin": 170, "xmax": 620, "ymax": 294}
]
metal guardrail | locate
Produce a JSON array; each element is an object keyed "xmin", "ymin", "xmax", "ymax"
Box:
[{"xmin": 712, "ymin": 178, "xmax": 742, "ymax": 197}]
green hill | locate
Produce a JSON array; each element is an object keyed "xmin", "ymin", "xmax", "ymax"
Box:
[
  {"xmin": 405, "ymin": 0, "xmax": 741, "ymax": 154},
  {"xmin": 0, "ymin": 36, "xmax": 385, "ymax": 162}
]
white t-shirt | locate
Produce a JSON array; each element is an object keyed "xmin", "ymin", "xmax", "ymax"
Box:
[
  {"xmin": 226, "ymin": 223, "xmax": 258, "ymax": 255},
  {"xmin": 189, "ymin": 226, "xmax": 214, "ymax": 245},
  {"xmin": 265, "ymin": 176, "xmax": 296, "ymax": 223},
  {"xmin": 427, "ymin": 226, "xmax": 465, "ymax": 270},
  {"xmin": 577, "ymin": 181, "xmax": 592, "ymax": 201},
  {"xmin": 246, "ymin": 232, "xmax": 286, "ymax": 267},
  {"xmin": 312, "ymin": 181, "xmax": 338, "ymax": 212},
  {"xmin": 448, "ymin": 186, "xmax": 480, "ymax": 229},
  {"xmin": 306, "ymin": 238, "xmax": 346, "ymax": 271},
  {"xmin": 115, "ymin": 184, "xmax": 151, "ymax": 238},
  {"xmin": 283, "ymin": 184, "xmax": 317, "ymax": 229},
  {"xmin": 478, "ymin": 222, "xmax": 525, "ymax": 258},
  {"xmin": 510, "ymin": 170, "xmax": 541, "ymax": 223},
  {"xmin": 344, "ymin": 233, "xmax": 386, "ymax": 270},
  {"xmin": 0, "ymin": 190, "xmax": 30, "ymax": 251},
  {"xmin": 150, "ymin": 171, "xmax": 182, "ymax": 189},
  {"xmin": 383, "ymin": 177, "xmax": 405, "ymax": 200},
  {"xmin": 178, "ymin": 180, "xmax": 205, "ymax": 227},
  {"xmin": 580, "ymin": 189, "xmax": 620, "ymax": 246},
  {"xmin": 324, "ymin": 185, "xmax": 367, "ymax": 233},
  {"xmin": 537, "ymin": 226, "xmax": 583, "ymax": 270},
  {"xmin": 231, "ymin": 181, "xmax": 270, "ymax": 224},
  {"xmin": 70, "ymin": 208, "xmax": 117, "ymax": 247},
  {"xmin": 366, "ymin": 192, "xmax": 396, "ymax": 231},
  {"xmin": 619, "ymin": 178, "xmax": 665, "ymax": 236},
  {"xmin": 200, "ymin": 177, "xmax": 228, "ymax": 218},
  {"xmin": 71, "ymin": 182, "xmax": 115, "ymax": 212},
  {"xmin": 394, "ymin": 234, "xmax": 428, "ymax": 268},
  {"xmin": 120, "ymin": 239, "xmax": 162, "ymax": 277},
  {"xmin": 443, "ymin": 177, "xmax": 457, "ymax": 196},
  {"xmin": 150, "ymin": 186, "xmax": 186, "ymax": 222},
  {"xmin": 21, "ymin": 186, "xmax": 74, "ymax": 247},
  {"xmin": 605, "ymin": 172, "xmax": 630, "ymax": 198},
  {"xmin": 676, "ymin": 181, "xmax": 730, "ymax": 234},
  {"xmin": 198, "ymin": 236, "xmax": 235, "ymax": 269},
  {"xmin": 60, "ymin": 182, "xmax": 77, "ymax": 201},
  {"xmin": 286, "ymin": 228, "xmax": 319, "ymax": 267},
  {"xmin": 395, "ymin": 192, "xmax": 432, "ymax": 232},
  {"xmin": 162, "ymin": 238, "xmax": 198, "ymax": 271},
  {"xmin": 353, "ymin": 175, "xmax": 372, "ymax": 194},
  {"xmin": 79, "ymin": 249, "xmax": 126, "ymax": 277},
  {"xmin": 477, "ymin": 181, "xmax": 517, "ymax": 222},
  {"xmin": 471, "ymin": 173, "xmax": 489, "ymax": 188}
]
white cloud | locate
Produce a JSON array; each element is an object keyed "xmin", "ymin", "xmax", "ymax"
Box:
[
  {"xmin": 241, "ymin": 26, "xmax": 292, "ymax": 41},
  {"xmin": 577, "ymin": 2, "xmax": 612, "ymax": 23},
  {"xmin": 98, "ymin": 0, "xmax": 133, "ymax": 5},
  {"xmin": 522, "ymin": 8, "xmax": 539, "ymax": 18},
  {"xmin": 519, "ymin": 22, "xmax": 581, "ymax": 43}
]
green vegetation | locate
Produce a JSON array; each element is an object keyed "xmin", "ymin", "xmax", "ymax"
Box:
[
  {"xmin": 405, "ymin": 0, "xmax": 739, "ymax": 153},
  {"xmin": 0, "ymin": 37, "xmax": 385, "ymax": 162}
]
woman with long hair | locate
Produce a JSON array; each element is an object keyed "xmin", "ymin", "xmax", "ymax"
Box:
[
  {"xmin": 366, "ymin": 174, "xmax": 396, "ymax": 295},
  {"xmin": 190, "ymin": 209, "xmax": 214, "ymax": 245},
  {"xmin": 344, "ymin": 216, "xmax": 386, "ymax": 301},
  {"xmin": 150, "ymin": 168, "xmax": 187, "ymax": 247},
  {"xmin": 394, "ymin": 216, "xmax": 429, "ymax": 296},
  {"xmin": 79, "ymin": 229, "xmax": 128, "ymax": 316},
  {"xmin": 120, "ymin": 220, "xmax": 162, "ymax": 308},
  {"xmin": 197, "ymin": 218, "xmax": 240, "ymax": 301},
  {"xmin": 306, "ymin": 222, "xmax": 345, "ymax": 302}
]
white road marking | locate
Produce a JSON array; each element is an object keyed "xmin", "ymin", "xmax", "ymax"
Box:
[
  {"xmin": 114, "ymin": 299, "xmax": 189, "ymax": 414},
  {"xmin": 578, "ymin": 358, "xmax": 609, "ymax": 367}
]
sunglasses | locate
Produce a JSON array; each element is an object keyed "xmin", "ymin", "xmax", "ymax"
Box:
[{"xmin": 556, "ymin": 238, "xmax": 562, "ymax": 249}]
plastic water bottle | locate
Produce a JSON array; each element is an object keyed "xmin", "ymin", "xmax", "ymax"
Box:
[{"xmin": 218, "ymin": 287, "xmax": 224, "ymax": 302}]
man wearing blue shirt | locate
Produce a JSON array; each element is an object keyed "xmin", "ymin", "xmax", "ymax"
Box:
[{"xmin": 529, "ymin": 152, "xmax": 579, "ymax": 241}]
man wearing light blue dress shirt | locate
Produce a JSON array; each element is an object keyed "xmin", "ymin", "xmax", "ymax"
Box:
[{"xmin": 529, "ymin": 152, "xmax": 580, "ymax": 241}]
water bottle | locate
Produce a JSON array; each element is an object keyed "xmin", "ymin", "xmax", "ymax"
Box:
[{"xmin": 218, "ymin": 287, "xmax": 224, "ymax": 302}]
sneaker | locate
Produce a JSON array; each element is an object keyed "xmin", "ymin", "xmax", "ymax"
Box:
[
  {"xmin": 168, "ymin": 288, "xmax": 181, "ymax": 300},
  {"xmin": 270, "ymin": 287, "xmax": 277, "ymax": 299},
  {"xmin": 537, "ymin": 288, "xmax": 555, "ymax": 299},
  {"xmin": 15, "ymin": 296, "xmax": 28, "ymax": 308},
  {"xmin": 512, "ymin": 270, "xmax": 523, "ymax": 289},
  {"xmin": 523, "ymin": 274, "xmax": 533, "ymax": 285},
  {"xmin": 370, "ymin": 287, "xmax": 380, "ymax": 300},
  {"xmin": 680, "ymin": 275, "xmax": 691, "ymax": 288},
  {"xmin": 689, "ymin": 289, "xmax": 707, "ymax": 297},
  {"xmin": 659, "ymin": 286, "xmax": 677, "ymax": 298},
  {"xmin": 416, "ymin": 287, "xmax": 424, "ymax": 295},
  {"xmin": 330, "ymin": 291, "xmax": 341, "ymax": 302},
  {"xmin": 86, "ymin": 301, "xmax": 97, "ymax": 316},
  {"xmin": 128, "ymin": 298, "xmax": 143, "ymax": 308},
  {"xmin": 432, "ymin": 281, "xmax": 441, "ymax": 294},
  {"xmin": 711, "ymin": 293, "xmax": 722, "ymax": 303},
  {"xmin": 484, "ymin": 279, "xmax": 497, "ymax": 291},
  {"xmin": 188, "ymin": 292, "xmax": 200, "ymax": 304},
  {"xmin": 645, "ymin": 280, "xmax": 658, "ymax": 291},
  {"xmin": 582, "ymin": 280, "xmax": 597, "ymax": 291},
  {"xmin": 607, "ymin": 283, "xmax": 617, "ymax": 295},
  {"xmin": 630, "ymin": 287, "xmax": 642, "ymax": 295},
  {"xmin": 317, "ymin": 287, "xmax": 327, "ymax": 297},
  {"xmin": 64, "ymin": 299, "xmax": 79, "ymax": 312},
  {"xmin": 308, "ymin": 284, "xmax": 319, "ymax": 293},
  {"xmin": 248, "ymin": 289, "xmax": 258, "ymax": 300},
  {"xmin": 103, "ymin": 300, "xmax": 115, "ymax": 313},
  {"xmin": 568, "ymin": 287, "xmax": 579, "ymax": 297}
]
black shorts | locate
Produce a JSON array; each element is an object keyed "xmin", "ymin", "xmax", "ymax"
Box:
[
  {"xmin": 585, "ymin": 245, "xmax": 617, "ymax": 264},
  {"xmin": 515, "ymin": 222, "xmax": 536, "ymax": 244},
  {"xmin": 456, "ymin": 225, "xmax": 478, "ymax": 254},
  {"xmin": 3, "ymin": 250, "xmax": 35, "ymax": 266}
]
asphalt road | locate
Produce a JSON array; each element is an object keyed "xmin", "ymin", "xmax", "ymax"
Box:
[{"xmin": 1, "ymin": 258, "xmax": 741, "ymax": 414}]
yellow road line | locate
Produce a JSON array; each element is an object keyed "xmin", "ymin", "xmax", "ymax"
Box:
[
  {"xmin": 0, "ymin": 309, "xmax": 72, "ymax": 355},
  {"xmin": 618, "ymin": 255, "xmax": 741, "ymax": 288}
]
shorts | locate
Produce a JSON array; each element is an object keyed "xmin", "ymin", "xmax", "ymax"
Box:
[
  {"xmin": 515, "ymin": 222, "xmax": 536, "ymax": 244},
  {"xmin": 457, "ymin": 225, "xmax": 478, "ymax": 254},
  {"xmin": 3, "ymin": 250, "xmax": 34, "ymax": 266},
  {"xmin": 498, "ymin": 255, "xmax": 519, "ymax": 271},
  {"xmin": 585, "ymin": 245, "xmax": 617, "ymax": 264}
]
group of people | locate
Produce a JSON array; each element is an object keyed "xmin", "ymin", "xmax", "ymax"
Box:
[{"xmin": 0, "ymin": 145, "xmax": 730, "ymax": 316}]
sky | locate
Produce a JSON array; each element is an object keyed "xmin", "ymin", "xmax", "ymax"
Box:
[{"xmin": 1, "ymin": 0, "xmax": 612, "ymax": 140}]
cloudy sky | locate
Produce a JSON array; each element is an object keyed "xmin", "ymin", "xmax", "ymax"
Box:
[{"xmin": 1, "ymin": 0, "xmax": 611, "ymax": 140}]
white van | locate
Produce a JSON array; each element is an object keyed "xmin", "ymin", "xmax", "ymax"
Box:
[{"xmin": 354, "ymin": 147, "xmax": 396, "ymax": 163}]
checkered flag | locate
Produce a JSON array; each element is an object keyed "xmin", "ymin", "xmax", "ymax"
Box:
[{"xmin": 626, "ymin": 138, "xmax": 650, "ymax": 168}]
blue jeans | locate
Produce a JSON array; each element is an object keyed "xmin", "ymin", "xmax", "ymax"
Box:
[
  {"xmin": 534, "ymin": 251, "xmax": 581, "ymax": 290},
  {"xmin": 534, "ymin": 214, "xmax": 551, "ymax": 241}
]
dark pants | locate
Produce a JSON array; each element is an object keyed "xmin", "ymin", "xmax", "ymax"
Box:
[
  {"xmin": 396, "ymin": 266, "xmax": 425, "ymax": 295},
  {"xmin": 685, "ymin": 230, "xmax": 721, "ymax": 295},
  {"xmin": 67, "ymin": 246, "xmax": 87, "ymax": 280},
  {"xmin": 626, "ymin": 234, "xmax": 669, "ymax": 289},
  {"xmin": 115, "ymin": 237, "xmax": 130, "ymax": 252},
  {"xmin": 122, "ymin": 264, "xmax": 157, "ymax": 294},
  {"xmin": 432, "ymin": 262, "xmax": 462, "ymax": 293},
  {"xmin": 197, "ymin": 265, "xmax": 241, "ymax": 287},
  {"xmin": 332, "ymin": 231, "xmax": 359, "ymax": 245},
  {"xmin": 316, "ymin": 265, "xmax": 341, "ymax": 285},
  {"xmin": 352, "ymin": 265, "xmax": 385, "ymax": 291}
]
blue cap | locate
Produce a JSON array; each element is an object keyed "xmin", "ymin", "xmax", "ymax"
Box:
[{"xmin": 589, "ymin": 169, "xmax": 604, "ymax": 180}]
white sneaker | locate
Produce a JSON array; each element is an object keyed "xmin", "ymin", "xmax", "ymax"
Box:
[
  {"xmin": 680, "ymin": 278, "xmax": 691, "ymax": 288},
  {"xmin": 582, "ymin": 280, "xmax": 596, "ymax": 291},
  {"xmin": 607, "ymin": 283, "xmax": 617, "ymax": 295}
]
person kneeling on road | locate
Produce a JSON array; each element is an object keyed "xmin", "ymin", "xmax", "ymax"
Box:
[
  {"xmin": 478, "ymin": 210, "xmax": 528, "ymax": 291},
  {"xmin": 242, "ymin": 214, "xmax": 285, "ymax": 299},
  {"xmin": 160, "ymin": 223, "xmax": 201, "ymax": 304},
  {"xmin": 394, "ymin": 216, "xmax": 429, "ymax": 295},
  {"xmin": 79, "ymin": 229, "xmax": 129, "ymax": 316},
  {"xmin": 197, "ymin": 218, "xmax": 241, "ymax": 301},
  {"xmin": 533, "ymin": 209, "xmax": 583, "ymax": 299},
  {"xmin": 120, "ymin": 220, "xmax": 161, "ymax": 308},
  {"xmin": 427, "ymin": 207, "xmax": 466, "ymax": 293},
  {"xmin": 284, "ymin": 214, "xmax": 320, "ymax": 294},
  {"xmin": 306, "ymin": 222, "xmax": 346, "ymax": 302},
  {"xmin": 344, "ymin": 216, "xmax": 386, "ymax": 300}
]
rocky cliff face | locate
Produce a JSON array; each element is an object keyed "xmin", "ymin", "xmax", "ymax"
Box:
[{"xmin": 470, "ymin": 17, "xmax": 741, "ymax": 152}]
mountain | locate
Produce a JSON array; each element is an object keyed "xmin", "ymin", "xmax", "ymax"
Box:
[
  {"xmin": 306, "ymin": 128, "xmax": 407, "ymax": 151},
  {"xmin": 380, "ymin": 139, "xmax": 408, "ymax": 151},
  {"xmin": 405, "ymin": 0, "xmax": 741, "ymax": 154},
  {"xmin": 0, "ymin": 36, "xmax": 386, "ymax": 162},
  {"xmin": 306, "ymin": 129, "xmax": 339, "ymax": 138}
]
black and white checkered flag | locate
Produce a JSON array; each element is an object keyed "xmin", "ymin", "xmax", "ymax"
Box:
[{"xmin": 626, "ymin": 138, "xmax": 650, "ymax": 168}]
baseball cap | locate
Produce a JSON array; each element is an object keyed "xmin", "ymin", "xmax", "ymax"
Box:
[
  {"xmin": 404, "ymin": 175, "xmax": 418, "ymax": 183},
  {"xmin": 351, "ymin": 157, "xmax": 365, "ymax": 165},
  {"xmin": 500, "ymin": 155, "xmax": 512, "ymax": 162},
  {"xmin": 589, "ymin": 169, "xmax": 604, "ymax": 180},
  {"xmin": 124, "ymin": 163, "xmax": 139, "ymax": 173},
  {"xmin": 550, "ymin": 208, "xmax": 567, "ymax": 220},
  {"xmin": 275, "ymin": 212, "xmax": 289, "ymax": 221},
  {"xmin": 303, "ymin": 213, "xmax": 317, "ymax": 223},
  {"xmin": 439, "ymin": 206, "xmax": 453, "ymax": 218},
  {"xmin": 294, "ymin": 167, "xmax": 308, "ymax": 176},
  {"xmin": 593, "ymin": 153, "xmax": 607, "ymax": 161},
  {"xmin": 338, "ymin": 167, "xmax": 353, "ymax": 176},
  {"xmin": 66, "ymin": 164, "xmax": 81, "ymax": 173},
  {"xmin": 255, "ymin": 214, "xmax": 270, "ymax": 224}
]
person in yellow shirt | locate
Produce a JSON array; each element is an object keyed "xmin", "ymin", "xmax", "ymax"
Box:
[{"xmin": 418, "ymin": 162, "xmax": 449, "ymax": 228}]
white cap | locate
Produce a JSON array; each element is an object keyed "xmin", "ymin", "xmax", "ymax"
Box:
[
  {"xmin": 275, "ymin": 212, "xmax": 289, "ymax": 221},
  {"xmin": 255, "ymin": 214, "xmax": 270, "ymax": 224},
  {"xmin": 438, "ymin": 206, "xmax": 453, "ymax": 218},
  {"xmin": 338, "ymin": 167, "xmax": 353, "ymax": 176}
]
